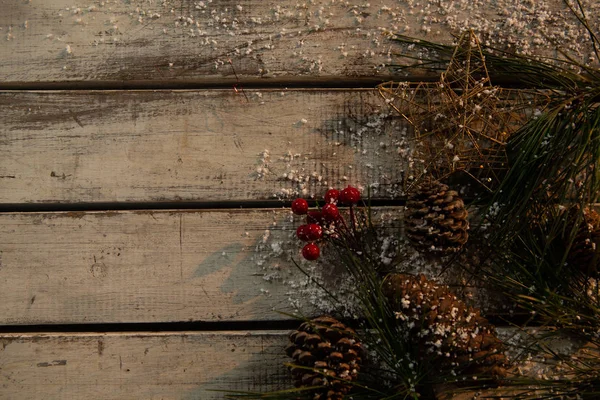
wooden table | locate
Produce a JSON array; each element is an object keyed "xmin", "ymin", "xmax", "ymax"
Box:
[{"xmin": 0, "ymin": 1, "xmax": 595, "ymax": 398}]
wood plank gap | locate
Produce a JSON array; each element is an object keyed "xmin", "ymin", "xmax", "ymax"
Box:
[
  {"xmin": 0, "ymin": 313, "xmax": 534, "ymax": 334},
  {"xmin": 0, "ymin": 76, "xmax": 402, "ymax": 91},
  {"xmin": 0, "ymin": 76, "xmax": 540, "ymax": 91},
  {"xmin": 0, "ymin": 199, "xmax": 407, "ymax": 213},
  {"xmin": 0, "ymin": 320, "xmax": 302, "ymax": 334}
]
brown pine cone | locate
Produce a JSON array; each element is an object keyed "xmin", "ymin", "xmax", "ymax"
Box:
[
  {"xmin": 566, "ymin": 208, "xmax": 600, "ymax": 277},
  {"xmin": 285, "ymin": 316, "xmax": 364, "ymax": 400},
  {"xmin": 383, "ymin": 273, "xmax": 507, "ymax": 379},
  {"xmin": 405, "ymin": 180, "xmax": 469, "ymax": 254}
]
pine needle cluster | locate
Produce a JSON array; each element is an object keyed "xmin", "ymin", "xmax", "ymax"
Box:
[
  {"xmin": 225, "ymin": 1, "xmax": 600, "ymax": 398},
  {"xmin": 384, "ymin": 1, "xmax": 600, "ymax": 396}
]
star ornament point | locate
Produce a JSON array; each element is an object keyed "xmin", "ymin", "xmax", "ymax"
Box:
[{"xmin": 379, "ymin": 30, "xmax": 549, "ymax": 191}]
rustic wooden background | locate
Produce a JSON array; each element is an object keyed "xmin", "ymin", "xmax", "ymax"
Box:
[{"xmin": 1, "ymin": 1, "xmax": 599, "ymax": 398}]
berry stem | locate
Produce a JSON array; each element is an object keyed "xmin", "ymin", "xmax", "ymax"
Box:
[
  {"xmin": 335, "ymin": 211, "xmax": 352, "ymax": 241},
  {"xmin": 350, "ymin": 204, "xmax": 357, "ymax": 236},
  {"xmin": 331, "ymin": 209, "xmax": 363, "ymax": 255}
]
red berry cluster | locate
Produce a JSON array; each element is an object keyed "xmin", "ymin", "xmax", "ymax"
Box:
[{"xmin": 291, "ymin": 186, "xmax": 361, "ymax": 260}]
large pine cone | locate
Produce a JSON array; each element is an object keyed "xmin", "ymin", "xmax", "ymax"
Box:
[
  {"xmin": 285, "ymin": 316, "xmax": 364, "ymax": 400},
  {"xmin": 566, "ymin": 208, "xmax": 600, "ymax": 276},
  {"xmin": 383, "ymin": 274, "xmax": 507, "ymax": 379},
  {"xmin": 405, "ymin": 181, "xmax": 469, "ymax": 254}
]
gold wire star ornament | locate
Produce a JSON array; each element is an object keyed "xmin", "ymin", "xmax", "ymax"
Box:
[{"xmin": 379, "ymin": 31, "xmax": 550, "ymax": 191}]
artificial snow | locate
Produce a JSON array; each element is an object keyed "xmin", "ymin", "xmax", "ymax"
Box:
[{"xmin": 6, "ymin": 0, "xmax": 596, "ymax": 78}]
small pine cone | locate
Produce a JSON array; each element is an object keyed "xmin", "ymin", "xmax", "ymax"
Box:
[
  {"xmin": 285, "ymin": 316, "xmax": 364, "ymax": 400},
  {"xmin": 405, "ymin": 180, "xmax": 469, "ymax": 254},
  {"xmin": 567, "ymin": 208, "xmax": 600, "ymax": 276},
  {"xmin": 383, "ymin": 274, "xmax": 507, "ymax": 379}
]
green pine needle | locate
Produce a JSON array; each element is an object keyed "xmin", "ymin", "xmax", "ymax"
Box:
[{"xmin": 382, "ymin": 0, "xmax": 600, "ymax": 397}]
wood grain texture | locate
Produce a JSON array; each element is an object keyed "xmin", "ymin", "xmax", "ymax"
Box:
[
  {"xmin": 0, "ymin": 331, "xmax": 290, "ymax": 399},
  {"xmin": 0, "ymin": 209, "xmax": 309, "ymax": 324},
  {"xmin": 0, "ymin": 329, "xmax": 579, "ymax": 400},
  {"xmin": 0, "ymin": 89, "xmax": 408, "ymax": 204},
  {"xmin": 1, "ymin": 0, "xmax": 595, "ymax": 83},
  {"xmin": 0, "ymin": 208, "xmax": 402, "ymax": 325}
]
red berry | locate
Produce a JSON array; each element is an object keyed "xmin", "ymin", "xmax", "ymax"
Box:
[
  {"xmin": 296, "ymin": 225, "xmax": 310, "ymax": 241},
  {"xmin": 324, "ymin": 189, "xmax": 340, "ymax": 204},
  {"xmin": 291, "ymin": 198, "xmax": 309, "ymax": 215},
  {"xmin": 302, "ymin": 243, "xmax": 320, "ymax": 261},
  {"xmin": 321, "ymin": 203, "xmax": 340, "ymax": 222},
  {"xmin": 307, "ymin": 211, "xmax": 324, "ymax": 224},
  {"xmin": 339, "ymin": 186, "xmax": 361, "ymax": 205},
  {"xmin": 305, "ymin": 224, "xmax": 323, "ymax": 241}
]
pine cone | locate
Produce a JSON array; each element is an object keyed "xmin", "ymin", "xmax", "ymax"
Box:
[
  {"xmin": 285, "ymin": 316, "xmax": 364, "ymax": 400},
  {"xmin": 383, "ymin": 274, "xmax": 507, "ymax": 379},
  {"xmin": 567, "ymin": 208, "xmax": 600, "ymax": 276},
  {"xmin": 405, "ymin": 181, "xmax": 469, "ymax": 254}
]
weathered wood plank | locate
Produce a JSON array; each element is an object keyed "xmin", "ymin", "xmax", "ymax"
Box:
[
  {"xmin": 0, "ymin": 331, "xmax": 290, "ymax": 399},
  {"xmin": 0, "ymin": 208, "xmax": 401, "ymax": 325},
  {"xmin": 0, "ymin": 329, "xmax": 582, "ymax": 399},
  {"xmin": 0, "ymin": 209, "xmax": 307, "ymax": 324},
  {"xmin": 0, "ymin": 0, "xmax": 596, "ymax": 83},
  {"xmin": 0, "ymin": 89, "xmax": 407, "ymax": 204}
]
